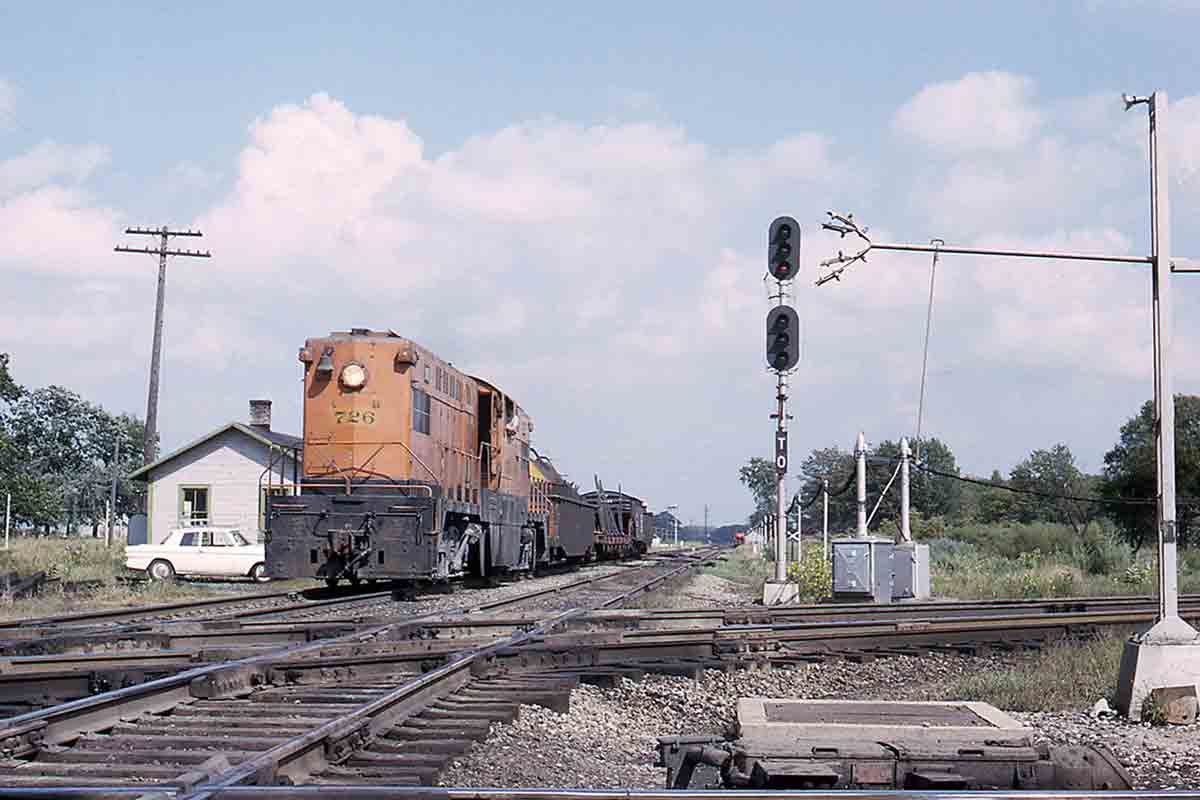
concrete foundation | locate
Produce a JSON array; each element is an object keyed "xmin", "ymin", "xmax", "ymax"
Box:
[
  {"xmin": 1115, "ymin": 626, "xmax": 1200, "ymax": 720},
  {"xmin": 761, "ymin": 581, "xmax": 799, "ymax": 606}
]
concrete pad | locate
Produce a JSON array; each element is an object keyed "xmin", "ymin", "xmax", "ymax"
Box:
[
  {"xmin": 761, "ymin": 581, "xmax": 799, "ymax": 606},
  {"xmin": 736, "ymin": 698, "xmax": 1029, "ymax": 742},
  {"xmin": 1116, "ymin": 634, "xmax": 1200, "ymax": 720}
]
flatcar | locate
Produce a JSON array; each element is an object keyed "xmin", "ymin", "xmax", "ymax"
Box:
[{"xmin": 264, "ymin": 328, "xmax": 639, "ymax": 588}]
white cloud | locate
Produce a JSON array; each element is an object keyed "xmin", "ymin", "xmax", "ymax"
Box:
[
  {"xmin": 0, "ymin": 141, "xmax": 109, "ymax": 197},
  {"xmin": 893, "ymin": 71, "xmax": 1041, "ymax": 153},
  {"xmin": 10, "ymin": 83, "xmax": 1200, "ymax": 522}
]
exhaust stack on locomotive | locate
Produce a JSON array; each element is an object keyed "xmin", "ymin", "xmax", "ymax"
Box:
[{"xmin": 264, "ymin": 328, "xmax": 650, "ymax": 588}]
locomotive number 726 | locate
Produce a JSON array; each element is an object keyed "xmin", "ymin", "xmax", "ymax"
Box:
[{"xmin": 334, "ymin": 410, "xmax": 376, "ymax": 424}]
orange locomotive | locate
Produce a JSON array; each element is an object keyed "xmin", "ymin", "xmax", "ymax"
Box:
[{"xmin": 265, "ymin": 328, "xmax": 597, "ymax": 587}]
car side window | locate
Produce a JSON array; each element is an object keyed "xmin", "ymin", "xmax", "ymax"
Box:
[
  {"xmin": 212, "ymin": 531, "xmax": 230, "ymax": 547},
  {"xmin": 229, "ymin": 531, "xmax": 249, "ymax": 546},
  {"xmin": 179, "ymin": 532, "xmax": 198, "ymax": 547},
  {"xmin": 201, "ymin": 531, "xmax": 213, "ymax": 547}
]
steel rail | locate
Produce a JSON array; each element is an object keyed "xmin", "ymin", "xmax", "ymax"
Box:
[
  {"xmin": 3, "ymin": 591, "xmax": 1188, "ymax": 703},
  {"xmin": 183, "ymin": 554, "xmax": 718, "ymax": 795},
  {"xmin": 1, "ymin": 785, "xmax": 1196, "ymax": 799},
  {"xmin": 0, "ymin": 551, "xmax": 719, "ymax": 761}
]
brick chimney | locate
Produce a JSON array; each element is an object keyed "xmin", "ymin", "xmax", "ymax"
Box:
[{"xmin": 249, "ymin": 399, "xmax": 272, "ymax": 430}]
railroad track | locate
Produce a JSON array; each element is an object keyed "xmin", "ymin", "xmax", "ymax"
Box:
[
  {"xmin": 5, "ymin": 584, "xmax": 1196, "ymax": 715},
  {"xmin": 0, "ymin": 560, "xmax": 694, "ymax": 716},
  {"xmin": 0, "ymin": 548, "xmax": 721, "ymax": 789}
]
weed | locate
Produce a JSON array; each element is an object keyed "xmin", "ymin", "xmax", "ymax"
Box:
[{"xmin": 929, "ymin": 633, "xmax": 1126, "ymax": 711}]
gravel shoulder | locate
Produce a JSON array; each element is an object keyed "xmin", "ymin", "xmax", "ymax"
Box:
[
  {"xmin": 441, "ymin": 572, "xmax": 1200, "ymax": 789},
  {"xmin": 441, "ymin": 654, "xmax": 1200, "ymax": 789}
]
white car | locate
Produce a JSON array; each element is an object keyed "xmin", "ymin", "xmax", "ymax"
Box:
[{"xmin": 126, "ymin": 528, "xmax": 269, "ymax": 582}]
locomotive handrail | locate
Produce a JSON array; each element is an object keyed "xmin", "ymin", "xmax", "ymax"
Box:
[{"xmin": 285, "ymin": 480, "xmax": 435, "ymax": 498}]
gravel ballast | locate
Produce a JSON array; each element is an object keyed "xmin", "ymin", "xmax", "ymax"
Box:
[
  {"xmin": 440, "ymin": 652, "xmax": 1010, "ymax": 789},
  {"xmin": 441, "ymin": 651, "xmax": 1200, "ymax": 789}
]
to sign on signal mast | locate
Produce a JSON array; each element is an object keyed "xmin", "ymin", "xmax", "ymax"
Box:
[{"xmin": 776, "ymin": 430, "xmax": 788, "ymax": 473}]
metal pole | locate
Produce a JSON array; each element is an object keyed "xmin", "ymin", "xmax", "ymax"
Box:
[
  {"xmin": 822, "ymin": 478, "xmax": 829, "ymax": 557},
  {"xmin": 1143, "ymin": 90, "xmax": 1191, "ymax": 640},
  {"xmin": 855, "ymin": 432, "xmax": 867, "ymax": 537},
  {"xmin": 4, "ymin": 492, "xmax": 9, "ymax": 550},
  {"xmin": 900, "ymin": 437, "xmax": 912, "ymax": 543},
  {"xmin": 144, "ymin": 229, "xmax": 169, "ymax": 465},
  {"xmin": 107, "ymin": 435, "xmax": 120, "ymax": 547},
  {"xmin": 774, "ymin": 370, "xmax": 788, "ymax": 583}
]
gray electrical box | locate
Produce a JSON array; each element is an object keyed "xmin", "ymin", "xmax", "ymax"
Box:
[
  {"xmin": 831, "ymin": 537, "xmax": 893, "ymax": 604},
  {"xmin": 893, "ymin": 542, "xmax": 931, "ymax": 600}
]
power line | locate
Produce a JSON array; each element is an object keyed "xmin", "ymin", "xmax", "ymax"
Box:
[
  {"xmin": 913, "ymin": 463, "xmax": 1158, "ymax": 507},
  {"xmin": 115, "ymin": 227, "xmax": 211, "ymax": 466}
]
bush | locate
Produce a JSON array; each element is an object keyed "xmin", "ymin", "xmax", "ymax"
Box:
[{"xmin": 787, "ymin": 546, "xmax": 831, "ymax": 602}]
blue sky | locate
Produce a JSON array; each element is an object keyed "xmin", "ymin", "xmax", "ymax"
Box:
[{"xmin": 4, "ymin": 1, "xmax": 1200, "ymax": 526}]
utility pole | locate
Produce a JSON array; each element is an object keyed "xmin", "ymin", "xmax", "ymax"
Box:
[
  {"xmin": 115, "ymin": 227, "xmax": 211, "ymax": 465},
  {"xmin": 3, "ymin": 492, "xmax": 9, "ymax": 550},
  {"xmin": 855, "ymin": 432, "xmax": 867, "ymax": 537},
  {"xmin": 704, "ymin": 504, "xmax": 709, "ymax": 542},
  {"xmin": 107, "ymin": 435, "xmax": 121, "ymax": 547},
  {"xmin": 822, "ymin": 478, "xmax": 829, "ymax": 557},
  {"xmin": 900, "ymin": 437, "xmax": 912, "ymax": 543}
]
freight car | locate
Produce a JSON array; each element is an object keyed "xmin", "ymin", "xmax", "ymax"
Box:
[
  {"xmin": 264, "ymin": 328, "xmax": 640, "ymax": 588},
  {"xmin": 580, "ymin": 487, "xmax": 654, "ymax": 559}
]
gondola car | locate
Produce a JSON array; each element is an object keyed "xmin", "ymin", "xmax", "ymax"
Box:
[{"xmin": 529, "ymin": 453, "xmax": 596, "ymax": 563}]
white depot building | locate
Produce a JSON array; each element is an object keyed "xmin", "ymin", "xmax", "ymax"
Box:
[{"xmin": 129, "ymin": 400, "xmax": 301, "ymax": 544}]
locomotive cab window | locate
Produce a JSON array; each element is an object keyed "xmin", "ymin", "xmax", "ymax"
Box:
[{"xmin": 413, "ymin": 388, "xmax": 431, "ymax": 435}]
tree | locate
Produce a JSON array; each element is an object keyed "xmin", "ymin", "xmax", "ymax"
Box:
[
  {"xmin": 971, "ymin": 469, "xmax": 1018, "ymax": 524},
  {"xmin": 0, "ymin": 353, "xmax": 19, "ymax": 405},
  {"xmin": 797, "ymin": 446, "xmax": 856, "ymax": 533},
  {"xmin": 869, "ymin": 437, "xmax": 963, "ymax": 530},
  {"xmin": 739, "ymin": 457, "xmax": 776, "ymax": 527},
  {"xmin": 1, "ymin": 374, "xmax": 147, "ymax": 534},
  {"xmin": 1102, "ymin": 395, "xmax": 1200, "ymax": 550},
  {"xmin": 1008, "ymin": 444, "xmax": 1097, "ymax": 535}
]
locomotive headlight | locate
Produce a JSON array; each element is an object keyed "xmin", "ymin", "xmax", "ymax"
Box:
[{"xmin": 339, "ymin": 362, "xmax": 368, "ymax": 390}]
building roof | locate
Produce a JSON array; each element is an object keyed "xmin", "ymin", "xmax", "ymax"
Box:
[{"xmin": 129, "ymin": 422, "xmax": 302, "ymax": 481}]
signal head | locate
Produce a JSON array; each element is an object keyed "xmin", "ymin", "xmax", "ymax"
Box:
[
  {"xmin": 765, "ymin": 305, "xmax": 800, "ymax": 372},
  {"xmin": 768, "ymin": 216, "xmax": 800, "ymax": 282}
]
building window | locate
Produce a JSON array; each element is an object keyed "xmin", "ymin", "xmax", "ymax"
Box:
[
  {"xmin": 424, "ymin": 364, "xmax": 431, "ymax": 383},
  {"xmin": 179, "ymin": 486, "xmax": 209, "ymax": 526},
  {"xmin": 413, "ymin": 388, "xmax": 431, "ymax": 435}
]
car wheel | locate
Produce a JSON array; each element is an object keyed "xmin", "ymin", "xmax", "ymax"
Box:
[
  {"xmin": 249, "ymin": 562, "xmax": 270, "ymax": 583},
  {"xmin": 148, "ymin": 559, "xmax": 176, "ymax": 582}
]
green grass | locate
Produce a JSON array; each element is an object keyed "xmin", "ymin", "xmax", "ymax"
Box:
[
  {"xmin": 706, "ymin": 546, "xmax": 773, "ymax": 600},
  {"xmin": 923, "ymin": 633, "xmax": 1127, "ymax": 711},
  {"xmin": 0, "ymin": 536, "xmax": 318, "ymax": 622}
]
